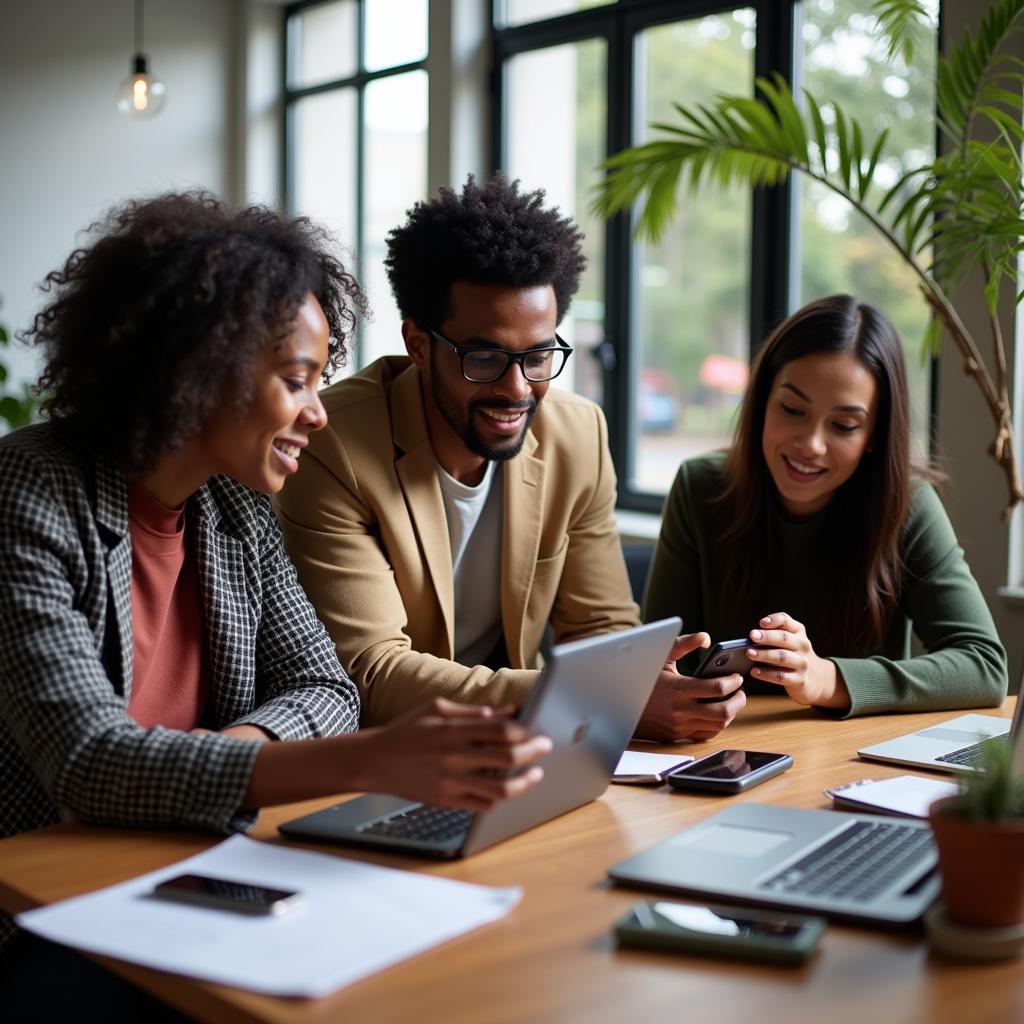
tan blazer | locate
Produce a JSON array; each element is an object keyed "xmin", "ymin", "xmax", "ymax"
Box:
[{"xmin": 274, "ymin": 356, "xmax": 640, "ymax": 725}]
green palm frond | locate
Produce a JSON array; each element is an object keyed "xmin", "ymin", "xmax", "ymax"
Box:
[
  {"xmin": 871, "ymin": 1, "xmax": 936, "ymax": 65},
  {"xmin": 593, "ymin": 73, "xmax": 906, "ymax": 255},
  {"xmin": 936, "ymin": 0, "xmax": 1024, "ymax": 146}
]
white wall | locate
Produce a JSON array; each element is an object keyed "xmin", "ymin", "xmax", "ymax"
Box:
[{"xmin": 0, "ymin": 0, "xmax": 237, "ymax": 387}]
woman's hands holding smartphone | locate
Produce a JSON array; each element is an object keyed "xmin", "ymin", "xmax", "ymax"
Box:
[
  {"xmin": 352, "ymin": 698, "xmax": 553, "ymax": 812},
  {"xmin": 746, "ymin": 612, "xmax": 851, "ymax": 711},
  {"xmin": 635, "ymin": 633, "xmax": 747, "ymax": 743}
]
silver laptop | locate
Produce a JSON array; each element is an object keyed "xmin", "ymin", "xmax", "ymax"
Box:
[
  {"xmin": 279, "ymin": 617, "xmax": 681, "ymax": 859},
  {"xmin": 608, "ymin": 802, "xmax": 941, "ymax": 926},
  {"xmin": 609, "ymin": 696, "xmax": 1022, "ymax": 926},
  {"xmin": 858, "ymin": 697, "xmax": 1023, "ymax": 774}
]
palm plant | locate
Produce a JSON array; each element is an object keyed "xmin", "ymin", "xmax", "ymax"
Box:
[{"xmin": 593, "ymin": 0, "xmax": 1024, "ymax": 518}]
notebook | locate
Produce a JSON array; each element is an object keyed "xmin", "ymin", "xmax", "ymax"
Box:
[
  {"xmin": 279, "ymin": 617, "xmax": 681, "ymax": 858},
  {"xmin": 608, "ymin": 802, "xmax": 940, "ymax": 926},
  {"xmin": 825, "ymin": 775, "xmax": 961, "ymax": 818},
  {"xmin": 858, "ymin": 696, "xmax": 1023, "ymax": 775}
]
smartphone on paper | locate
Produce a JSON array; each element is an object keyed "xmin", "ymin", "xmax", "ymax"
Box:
[
  {"xmin": 666, "ymin": 749, "xmax": 793, "ymax": 794},
  {"xmin": 615, "ymin": 899, "xmax": 825, "ymax": 964},
  {"xmin": 151, "ymin": 874, "xmax": 303, "ymax": 916},
  {"xmin": 693, "ymin": 638, "xmax": 755, "ymax": 678}
]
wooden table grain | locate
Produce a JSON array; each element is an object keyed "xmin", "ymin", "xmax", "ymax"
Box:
[{"xmin": 1, "ymin": 697, "xmax": 1020, "ymax": 1024}]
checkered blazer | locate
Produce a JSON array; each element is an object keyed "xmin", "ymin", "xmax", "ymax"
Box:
[{"xmin": 0, "ymin": 424, "xmax": 360, "ymax": 949}]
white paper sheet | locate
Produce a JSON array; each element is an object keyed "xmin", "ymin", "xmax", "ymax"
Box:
[
  {"xmin": 17, "ymin": 834, "xmax": 521, "ymax": 998},
  {"xmin": 613, "ymin": 750, "xmax": 694, "ymax": 781}
]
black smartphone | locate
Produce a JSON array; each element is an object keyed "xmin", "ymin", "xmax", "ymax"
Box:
[
  {"xmin": 693, "ymin": 638, "xmax": 755, "ymax": 678},
  {"xmin": 151, "ymin": 874, "xmax": 303, "ymax": 916},
  {"xmin": 615, "ymin": 899, "xmax": 825, "ymax": 964},
  {"xmin": 666, "ymin": 749, "xmax": 793, "ymax": 794}
]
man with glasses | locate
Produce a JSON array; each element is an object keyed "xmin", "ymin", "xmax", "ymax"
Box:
[{"xmin": 275, "ymin": 175, "xmax": 745, "ymax": 742}]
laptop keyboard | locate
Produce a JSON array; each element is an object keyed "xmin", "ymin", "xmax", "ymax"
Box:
[
  {"xmin": 762, "ymin": 820, "xmax": 934, "ymax": 903},
  {"xmin": 357, "ymin": 805, "xmax": 474, "ymax": 843},
  {"xmin": 935, "ymin": 732, "xmax": 1008, "ymax": 767}
]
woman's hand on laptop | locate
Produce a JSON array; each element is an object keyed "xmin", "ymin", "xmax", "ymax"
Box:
[
  {"xmin": 352, "ymin": 698, "xmax": 553, "ymax": 812},
  {"xmin": 634, "ymin": 632, "xmax": 747, "ymax": 743}
]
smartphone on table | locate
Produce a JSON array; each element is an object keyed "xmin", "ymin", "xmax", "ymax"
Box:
[
  {"xmin": 615, "ymin": 899, "xmax": 825, "ymax": 964},
  {"xmin": 151, "ymin": 873, "xmax": 303, "ymax": 916},
  {"xmin": 666, "ymin": 749, "xmax": 793, "ymax": 794}
]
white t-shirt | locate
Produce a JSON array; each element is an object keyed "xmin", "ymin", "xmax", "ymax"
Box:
[{"xmin": 436, "ymin": 460, "xmax": 504, "ymax": 667}]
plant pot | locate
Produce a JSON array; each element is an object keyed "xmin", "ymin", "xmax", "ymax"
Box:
[{"xmin": 928, "ymin": 797, "xmax": 1024, "ymax": 929}]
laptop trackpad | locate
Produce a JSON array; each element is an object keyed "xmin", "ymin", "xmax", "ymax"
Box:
[
  {"xmin": 671, "ymin": 823, "xmax": 791, "ymax": 858},
  {"xmin": 918, "ymin": 726, "xmax": 990, "ymax": 744}
]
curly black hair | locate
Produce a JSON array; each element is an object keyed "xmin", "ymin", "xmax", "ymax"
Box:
[
  {"xmin": 23, "ymin": 191, "xmax": 367, "ymax": 475},
  {"xmin": 384, "ymin": 174, "xmax": 585, "ymax": 329}
]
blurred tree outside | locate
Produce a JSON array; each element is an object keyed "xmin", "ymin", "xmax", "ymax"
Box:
[{"xmin": 0, "ymin": 302, "xmax": 37, "ymax": 434}]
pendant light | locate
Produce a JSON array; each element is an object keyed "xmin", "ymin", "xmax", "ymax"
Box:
[{"xmin": 116, "ymin": 0, "xmax": 166, "ymax": 117}]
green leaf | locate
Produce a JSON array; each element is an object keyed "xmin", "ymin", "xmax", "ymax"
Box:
[
  {"xmin": 921, "ymin": 314, "xmax": 943, "ymax": 363},
  {"xmin": 833, "ymin": 104, "xmax": 853, "ymax": 191},
  {"xmin": 871, "ymin": 0, "xmax": 935, "ymax": 65},
  {"xmin": 802, "ymin": 89, "xmax": 830, "ymax": 173}
]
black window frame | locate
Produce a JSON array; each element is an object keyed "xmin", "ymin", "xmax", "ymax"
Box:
[
  {"xmin": 492, "ymin": 0, "xmax": 938, "ymax": 514},
  {"xmin": 282, "ymin": 0, "xmax": 428, "ymax": 364}
]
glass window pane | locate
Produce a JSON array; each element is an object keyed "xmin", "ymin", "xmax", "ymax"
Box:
[
  {"xmin": 504, "ymin": 39, "xmax": 608, "ymax": 405},
  {"xmin": 292, "ymin": 89, "xmax": 358, "ymax": 257},
  {"xmin": 365, "ymin": 0, "xmax": 428, "ymax": 72},
  {"xmin": 796, "ymin": 0, "xmax": 938, "ymax": 449},
  {"xmin": 361, "ymin": 69, "xmax": 428, "ymax": 365},
  {"xmin": 500, "ymin": 0, "xmax": 614, "ymax": 29},
  {"xmin": 287, "ymin": 1, "xmax": 358, "ymax": 89},
  {"xmin": 632, "ymin": 11, "xmax": 756, "ymax": 495}
]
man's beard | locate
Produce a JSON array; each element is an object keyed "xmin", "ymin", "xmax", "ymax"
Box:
[{"xmin": 429, "ymin": 360, "xmax": 537, "ymax": 461}]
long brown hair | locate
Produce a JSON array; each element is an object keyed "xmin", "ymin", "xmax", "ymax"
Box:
[{"xmin": 716, "ymin": 294, "xmax": 927, "ymax": 655}]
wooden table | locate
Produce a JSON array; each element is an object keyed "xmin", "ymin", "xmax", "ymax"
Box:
[{"xmin": 1, "ymin": 698, "xmax": 1021, "ymax": 1024}]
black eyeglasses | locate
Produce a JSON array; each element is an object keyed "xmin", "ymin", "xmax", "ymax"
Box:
[{"xmin": 427, "ymin": 328, "xmax": 573, "ymax": 383}]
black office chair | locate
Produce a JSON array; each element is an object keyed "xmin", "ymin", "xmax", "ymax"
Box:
[{"xmin": 621, "ymin": 540, "xmax": 655, "ymax": 609}]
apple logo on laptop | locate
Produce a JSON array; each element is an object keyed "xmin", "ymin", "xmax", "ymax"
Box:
[{"xmin": 572, "ymin": 721, "xmax": 591, "ymax": 745}]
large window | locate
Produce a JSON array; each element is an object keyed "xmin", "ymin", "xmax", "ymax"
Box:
[
  {"xmin": 495, "ymin": 0, "xmax": 938, "ymax": 510},
  {"xmin": 285, "ymin": 0, "xmax": 428, "ymax": 367}
]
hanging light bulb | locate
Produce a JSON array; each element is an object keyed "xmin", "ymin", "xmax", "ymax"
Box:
[{"xmin": 117, "ymin": 0, "xmax": 165, "ymax": 117}]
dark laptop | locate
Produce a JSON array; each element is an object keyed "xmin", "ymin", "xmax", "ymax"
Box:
[
  {"xmin": 279, "ymin": 618, "xmax": 681, "ymax": 858},
  {"xmin": 608, "ymin": 802, "xmax": 940, "ymax": 926}
]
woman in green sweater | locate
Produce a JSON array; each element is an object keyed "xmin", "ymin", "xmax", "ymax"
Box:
[{"xmin": 644, "ymin": 294, "xmax": 1007, "ymax": 716}]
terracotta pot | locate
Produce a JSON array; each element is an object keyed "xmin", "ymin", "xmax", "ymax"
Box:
[{"xmin": 928, "ymin": 797, "xmax": 1024, "ymax": 928}]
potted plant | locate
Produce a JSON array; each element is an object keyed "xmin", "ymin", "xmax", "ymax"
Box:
[
  {"xmin": 928, "ymin": 735, "xmax": 1024, "ymax": 930},
  {"xmin": 593, "ymin": 0, "xmax": 1024, "ymax": 519}
]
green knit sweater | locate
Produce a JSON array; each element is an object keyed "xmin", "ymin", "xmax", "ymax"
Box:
[{"xmin": 643, "ymin": 454, "xmax": 1008, "ymax": 716}]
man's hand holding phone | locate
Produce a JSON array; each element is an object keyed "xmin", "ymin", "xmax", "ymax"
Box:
[{"xmin": 635, "ymin": 632, "xmax": 747, "ymax": 744}]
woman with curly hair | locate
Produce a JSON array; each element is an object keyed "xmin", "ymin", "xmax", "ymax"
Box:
[
  {"xmin": 644, "ymin": 294, "xmax": 1007, "ymax": 716},
  {"xmin": 0, "ymin": 193, "xmax": 549, "ymax": 1015}
]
